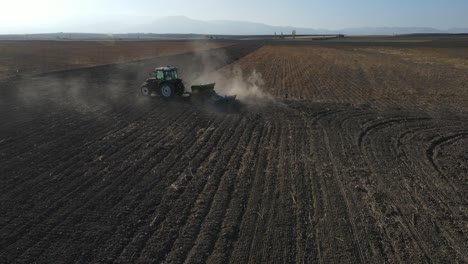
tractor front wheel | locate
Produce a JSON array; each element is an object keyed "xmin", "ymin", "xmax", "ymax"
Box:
[{"xmin": 141, "ymin": 85, "xmax": 151, "ymax": 97}]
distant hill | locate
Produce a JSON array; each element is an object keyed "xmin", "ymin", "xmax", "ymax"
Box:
[
  {"xmin": 131, "ymin": 16, "xmax": 468, "ymax": 35},
  {"xmin": 136, "ymin": 16, "xmax": 329, "ymax": 35},
  {"xmin": 1, "ymin": 16, "xmax": 467, "ymax": 36}
]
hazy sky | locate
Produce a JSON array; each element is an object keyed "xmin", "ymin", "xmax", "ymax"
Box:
[{"xmin": 1, "ymin": 0, "xmax": 467, "ymax": 33}]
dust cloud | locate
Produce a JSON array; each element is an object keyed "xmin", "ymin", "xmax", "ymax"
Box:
[
  {"xmin": 188, "ymin": 41, "xmax": 274, "ymax": 105},
  {"xmin": 196, "ymin": 66, "xmax": 273, "ymax": 103},
  {"xmin": 15, "ymin": 73, "xmax": 142, "ymax": 115}
]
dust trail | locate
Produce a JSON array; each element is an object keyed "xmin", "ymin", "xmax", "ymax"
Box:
[
  {"xmin": 187, "ymin": 41, "xmax": 274, "ymax": 105},
  {"xmin": 10, "ymin": 41, "xmax": 228, "ymax": 115},
  {"xmin": 15, "ymin": 72, "xmax": 143, "ymax": 115},
  {"xmin": 184, "ymin": 41, "xmax": 230, "ymax": 83},
  {"xmin": 194, "ymin": 65, "xmax": 274, "ymax": 106}
]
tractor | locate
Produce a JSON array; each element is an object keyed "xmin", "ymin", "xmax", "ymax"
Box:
[
  {"xmin": 140, "ymin": 67, "xmax": 185, "ymax": 98},
  {"xmin": 140, "ymin": 67, "xmax": 240, "ymax": 111}
]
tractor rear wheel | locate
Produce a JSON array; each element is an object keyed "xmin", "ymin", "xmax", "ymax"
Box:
[
  {"xmin": 141, "ymin": 85, "xmax": 151, "ymax": 97},
  {"xmin": 160, "ymin": 83, "xmax": 174, "ymax": 99}
]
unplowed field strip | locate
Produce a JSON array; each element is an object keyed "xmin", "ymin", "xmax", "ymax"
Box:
[{"xmin": 216, "ymin": 45, "xmax": 468, "ymax": 113}]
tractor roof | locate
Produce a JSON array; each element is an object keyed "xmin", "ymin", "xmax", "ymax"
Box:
[{"xmin": 154, "ymin": 66, "xmax": 178, "ymax": 71}]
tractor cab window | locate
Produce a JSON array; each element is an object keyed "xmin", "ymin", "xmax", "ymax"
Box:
[
  {"xmin": 164, "ymin": 70, "xmax": 178, "ymax": 80},
  {"xmin": 156, "ymin": 70, "xmax": 164, "ymax": 80}
]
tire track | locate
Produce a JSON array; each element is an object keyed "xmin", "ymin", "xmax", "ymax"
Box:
[
  {"xmin": 357, "ymin": 114, "xmax": 467, "ymax": 263},
  {"xmin": 113, "ymin": 115, "xmax": 244, "ymax": 263},
  {"xmin": 180, "ymin": 121, "xmax": 260, "ymax": 264}
]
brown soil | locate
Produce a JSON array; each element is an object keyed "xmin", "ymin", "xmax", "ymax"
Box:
[
  {"xmin": 0, "ymin": 40, "xmax": 467, "ymax": 263},
  {"xmin": 206, "ymin": 45, "xmax": 468, "ymax": 112},
  {"xmin": 0, "ymin": 40, "xmax": 232, "ymax": 79}
]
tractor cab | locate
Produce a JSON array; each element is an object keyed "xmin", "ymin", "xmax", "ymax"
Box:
[{"xmin": 153, "ymin": 67, "xmax": 179, "ymax": 81}]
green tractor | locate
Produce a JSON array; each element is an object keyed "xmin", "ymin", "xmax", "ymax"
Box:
[
  {"xmin": 140, "ymin": 67, "xmax": 185, "ymax": 98},
  {"xmin": 140, "ymin": 66, "xmax": 240, "ymax": 111}
]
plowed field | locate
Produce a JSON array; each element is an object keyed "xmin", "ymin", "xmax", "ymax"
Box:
[
  {"xmin": 1, "ymin": 41, "xmax": 467, "ymax": 263},
  {"xmin": 0, "ymin": 40, "xmax": 233, "ymax": 79}
]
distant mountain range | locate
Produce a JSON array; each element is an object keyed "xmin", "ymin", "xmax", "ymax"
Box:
[
  {"xmin": 126, "ymin": 16, "xmax": 468, "ymax": 35},
  {"xmin": 2, "ymin": 16, "xmax": 468, "ymax": 36},
  {"xmin": 132, "ymin": 16, "xmax": 328, "ymax": 35}
]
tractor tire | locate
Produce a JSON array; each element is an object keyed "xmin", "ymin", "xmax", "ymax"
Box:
[
  {"xmin": 141, "ymin": 85, "xmax": 152, "ymax": 97},
  {"xmin": 160, "ymin": 83, "xmax": 175, "ymax": 99}
]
